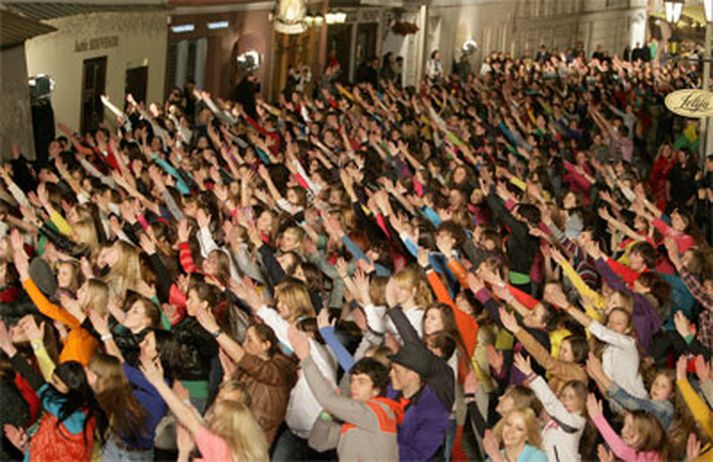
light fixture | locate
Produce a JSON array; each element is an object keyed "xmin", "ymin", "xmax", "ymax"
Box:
[
  {"xmin": 304, "ymin": 15, "xmax": 324, "ymax": 27},
  {"xmin": 704, "ymin": 0, "xmax": 713, "ymax": 22},
  {"xmin": 207, "ymin": 20, "xmax": 229, "ymax": 30},
  {"xmin": 171, "ymin": 23, "xmax": 195, "ymax": 33},
  {"xmin": 237, "ymin": 50, "xmax": 262, "ymax": 71},
  {"xmin": 664, "ymin": 0, "xmax": 684, "ymax": 24},
  {"xmin": 29, "ymin": 74, "xmax": 55, "ymax": 101},
  {"xmin": 325, "ymin": 11, "xmax": 346, "ymax": 25},
  {"xmin": 462, "ymin": 39, "xmax": 478, "ymax": 54},
  {"xmin": 274, "ymin": 0, "xmax": 307, "ymax": 34}
]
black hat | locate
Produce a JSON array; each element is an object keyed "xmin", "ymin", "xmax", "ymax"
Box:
[
  {"xmin": 388, "ymin": 343, "xmax": 431, "ymax": 378},
  {"xmin": 29, "ymin": 257, "xmax": 57, "ymax": 298}
]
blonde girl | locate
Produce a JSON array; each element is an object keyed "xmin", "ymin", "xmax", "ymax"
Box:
[
  {"xmin": 514, "ymin": 353, "xmax": 588, "ymax": 462},
  {"xmin": 56, "ymin": 260, "xmax": 82, "ymax": 295},
  {"xmin": 237, "ymin": 278, "xmax": 316, "ymax": 351},
  {"xmin": 99, "ymin": 241, "xmax": 144, "ymax": 299},
  {"xmin": 140, "ymin": 356, "xmax": 269, "ymax": 462},
  {"xmin": 483, "ymin": 408, "xmax": 547, "ymax": 462},
  {"xmin": 73, "ymin": 219, "xmax": 100, "ymax": 260},
  {"xmin": 384, "ymin": 265, "xmax": 433, "ymax": 338}
]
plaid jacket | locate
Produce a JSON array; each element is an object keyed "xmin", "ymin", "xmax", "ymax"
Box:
[{"xmin": 680, "ymin": 268, "xmax": 713, "ymax": 351}]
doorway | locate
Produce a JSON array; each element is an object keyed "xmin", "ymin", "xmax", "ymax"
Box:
[
  {"xmin": 356, "ymin": 23, "xmax": 378, "ymax": 67},
  {"xmin": 327, "ymin": 24, "xmax": 351, "ymax": 80},
  {"xmin": 81, "ymin": 56, "xmax": 107, "ymax": 133},
  {"xmin": 125, "ymin": 65, "xmax": 148, "ymax": 105}
]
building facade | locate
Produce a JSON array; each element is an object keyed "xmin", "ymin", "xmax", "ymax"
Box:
[{"xmin": 3, "ymin": 0, "xmax": 653, "ymax": 158}]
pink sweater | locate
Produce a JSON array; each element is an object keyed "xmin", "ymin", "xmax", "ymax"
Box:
[
  {"xmin": 653, "ymin": 218, "xmax": 695, "ymax": 254},
  {"xmin": 196, "ymin": 426, "xmax": 232, "ymax": 462},
  {"xmin": 593, "ymin": 414, "xmax": 661, "ymax": 462}
]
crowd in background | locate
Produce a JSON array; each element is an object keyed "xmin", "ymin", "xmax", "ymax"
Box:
[{"xmin": 0, "ymin": 43, "xmax": 713, "ymax": 462}]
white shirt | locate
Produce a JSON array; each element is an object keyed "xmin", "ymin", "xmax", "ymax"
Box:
[
  {"xmin": 256, "ymin": 306, "xmax": 338, "ymax": 438},
  {"xmin": 531, "ymin": 376, "xmax": 585, "ymax": 462},
  {"xmin": 589, "ymin": 321, "xmax": 647, "ymax": 400},
  {"xmin": 364, "ymin": 304, "xmax": 424, "ymax": 341},
  {"xmin": 285, "ymin": 342, "xmax": 337, "ymax": 438}
]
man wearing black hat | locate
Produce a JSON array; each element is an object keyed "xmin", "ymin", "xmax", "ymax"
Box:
[{"xmin": 388, "ymin": 341, "xmax": 451, "ymax": 462}]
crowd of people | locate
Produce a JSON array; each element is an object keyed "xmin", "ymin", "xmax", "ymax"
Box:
[{"xmin": 0, "ymin": 43, "xmax": 712, "ymax": 462}]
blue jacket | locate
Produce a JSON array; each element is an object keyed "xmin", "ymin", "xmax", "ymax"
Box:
[
  {"xmin": 388, "ymin": 384, "xmax": 450, "ymax": 461},
  {"xmin": 487, "ymin": 444, "xmax": 548, "ymax": 462}
]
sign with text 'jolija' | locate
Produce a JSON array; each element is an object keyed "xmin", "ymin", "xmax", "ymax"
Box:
[{"xmin": 665, "ymin": 89, "xmax": 713, "ymax": 118}]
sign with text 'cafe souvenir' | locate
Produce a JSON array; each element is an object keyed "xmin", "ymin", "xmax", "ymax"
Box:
[{"xmin": 665, "ymin": 89, "xmax": 713, "ymax": 118}]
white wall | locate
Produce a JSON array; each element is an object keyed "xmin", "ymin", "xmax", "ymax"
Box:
[
  {"xmin": 381, "ymin": 8, "xmax": 425, "ymax": 86},
  {"xmin": 24, "ymin": 11, "xmax": 168, "ymax": 131},
  {"xmin": 425, "ymin": 0, "xmax": 648, "ymax": 74},
  {"xmin": 425, "ymin": 0, "xmax": 520, "ymax": 75}
]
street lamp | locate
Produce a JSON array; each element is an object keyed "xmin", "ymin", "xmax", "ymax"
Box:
[
  {"xmin": 702, "ymin": 0, "xmax": 713, "ymax": 161},
  {"xmin": 665, "ymin": 0, "xmax": 684, "ymax": 24},
  {"xmin": 665, "ymin": 0, "xmax": 684, "ymax": 56}
]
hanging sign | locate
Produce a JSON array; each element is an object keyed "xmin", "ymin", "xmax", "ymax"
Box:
[{"xmin": 665, "ymin": 89, "xmax": 713, "ymax": 118}]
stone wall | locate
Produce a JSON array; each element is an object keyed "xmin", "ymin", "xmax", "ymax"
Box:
[{"xmin": 0, "ymin": 45, "xmax": 36, "ymax": 161}]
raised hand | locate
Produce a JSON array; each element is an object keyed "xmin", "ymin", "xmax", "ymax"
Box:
[
  {"xmin": 513, "ymin": 352, "xmax": 533, "ymax": 376},
  {"xmin": 482, "ymin": 430, "xmax": 501, "ymax": 461},
  {"xmin": 549, "ymin": 247, "xmax": 567, "ymax": 265},
  {"xmin": 177, "ymin": 219, "xmax": 192, "ymax": 243},
  {"xmin": 486, "ymin": 345, "xmax": 504, "ymax": 373},
  {"xmin": 195, "ymin": 306, "xmax": 220, "ymax": 334},
  {"xmin": 288, "ymin": 325, "xmax": 310, "ymax": 360},
  {"xmin": 417, "ymin": 247, "xmax": 430, "ymax": 269},
  {"xmin": 686, "ymin": 433, "xmax": 702, "ymax": 462},
  {"xmin": 0, "ymin": 319, "xmax": 17, "ymax": 356},
  {"xmin": 229, "ymin": 277, "xmax": 264, "ymax": 310},
  {"xmin": 18, "ymin": 315, "xmax": 44, "ymax": 343},
  {"xmin": 138, "ymin": 233, "xmax": 157, "ymax": 255},
  {"xmin": 543, "ymin": 283, "xmax": 568, "ymax": 308},
  {"xmin": 350, "ymin": 269, "xmax": 372, "ymax": 306},
  {"xmin": 3, "ymin": 424, "xmax": 28, "ymax": 452},
  {"xmin": 586, "ymin": 352, "xmax": 605, "ymax": 379},
  {"xmin": 218, "ymin": 347, "xmax": 237, "ymax": 380},
  {"xmin": 334, "ymin": 257, "xmax": 349, "ymax": 280},
  {"xmin": 195, "ymin": 208, "xmax": 211, "ymax": 230},
  {"xmin": 140, "ymin": 353, "xmax": 165, "ymax": 385},
  {"xmin": 694, "ymin": 355, "xmax": 711, "ymax": 381},
  {"xmin": 677, "ymin": 355, "xmax": 689, "ymax": 381},
  {"xmin": 88, "ymin": 309, "xmax": 111, "ymax": 336},
  {"xmin": 317, "ymin": 308, "xmax": 334, "ymax": 330},
  {"xmin": 674, "ymin": 311, "xmax": 694, "ymax": 339},
  {"xmin": 597, "ymin": 444, "xmax": 615, "ymax": 462},
  {"xmin": 499, "ymin": 307, "xmax": 520, "ymax": 334},
  {"xmin": 586, "ymin": 393, "xmax": 603, "ymax": 418},
  {"xmin": 464, "ymin": 370, "xmax": 480, "ymax": 395},
  {"xmin": 467, "ymin": 272, "xmax": 485, "ymax": 293}
]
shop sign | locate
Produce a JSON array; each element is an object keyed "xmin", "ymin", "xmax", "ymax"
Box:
[{"xmin": 665, "ymin": 89, "xmax": 713, "ymax": 118}]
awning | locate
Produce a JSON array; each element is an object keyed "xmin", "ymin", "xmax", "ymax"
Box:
[
  {"xmin": 3, "ymin": 2, "xmax": 167, "ymax": 22},
  {"xmin": 0, "ymin": 8, "xmax": 56, "ymax": 49}
]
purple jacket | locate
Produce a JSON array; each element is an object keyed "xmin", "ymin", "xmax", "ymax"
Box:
[
  {"xmin": 387, "ymin": 384, "xmax": 450, "ymax": 461},
  {"xmin": 595, "ymin": 259, "xmax": 663, "ymax": 354}
]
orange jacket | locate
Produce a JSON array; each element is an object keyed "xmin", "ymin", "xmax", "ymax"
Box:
[{"xmin": 23, "ymin": 279, "xmax": 98, "ymax": 365}]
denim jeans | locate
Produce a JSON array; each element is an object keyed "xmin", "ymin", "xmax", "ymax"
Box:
[
  {"xmin": 444, "ymin": 418, "xmax": 457, "ymax": 462},
  {"xmin": 101, "ymin": 437, "xmax": 154, "ymax": 462},
  {"xmin": 271, "ymin": 427, "xmax": 336, "ymax": 461}
]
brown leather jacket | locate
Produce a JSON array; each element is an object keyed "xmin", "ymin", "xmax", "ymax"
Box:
[{"xmin": 235, "ymin": 352, "xmax": 298, "ymax": 443}]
